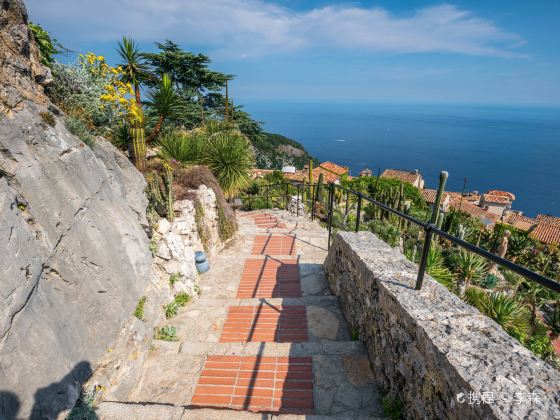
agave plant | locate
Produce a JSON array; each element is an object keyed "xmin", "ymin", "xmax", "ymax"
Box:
[
  {"xmin": 450, "ymin": 250, "xmax": 488, "ymax": 296},
  {"xmin": 158, "ymin": 131, "xmax": 205, "ymax": 164},
  {"xmin": 146, "ymin": 74, "xmax": 184, "ymax": 142},
  {"xmin": 204, "ymin": 131, "xmax": 254, "ymax": 199},
  {"xmin": 482, "ymin": 292, "xmax": 531, "ymax": 336},
  {"xmin": 506, "ymin": 230, "xmax": 534, "ymax": 262},
  {"xmin": 465, "ymin": 288, "xmax": 531, "ymax": 337},
  {"xmin": 425, "ymin": 245, "xmax": 454, "ymax": 287},
  {"xmin": 543, "ymin": 303, "xmax": 560, "ymax": 338}
]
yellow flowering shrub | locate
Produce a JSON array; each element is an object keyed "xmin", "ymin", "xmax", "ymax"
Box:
[{"xmin": 79, "ymin": 52, "xmax": 143, "ymax": 127}]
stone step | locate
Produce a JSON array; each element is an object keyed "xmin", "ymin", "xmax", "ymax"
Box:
[
  {"xmin": 96, "ymin": 401, "xmax": 385, "ymax": 419},
  {"xmin": 122, "ymin": 345, "xmax": 383, "ymax": 418},
  {"xmin": 167, "ymin": 296, "xmax": 351, "ymax": 345}
]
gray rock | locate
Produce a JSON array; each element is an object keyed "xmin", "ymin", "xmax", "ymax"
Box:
[{"xmin": 0, "ymin": 101, "xmax": 151, "ymax": 418}]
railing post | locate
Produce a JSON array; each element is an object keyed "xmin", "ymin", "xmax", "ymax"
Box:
[
  {"xmin": 328, "ymin": 183, "xmax": 335, "ymax": 250},
  {"xmin": 296, "ymin": 185, "xmax": 300, "ymax": 217},
  {"xmin": 355, "ymin": 193, "xmax": 362, "ymax": 233},
  {"xmin": 415, "ymin": 224, "xmax": 434, "ymax": 290},
  {"xmin": 345, "ymin": 190, "xmax": 349, "ymax": 214}
]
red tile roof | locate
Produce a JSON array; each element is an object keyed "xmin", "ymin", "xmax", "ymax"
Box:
[
  {"xmin": 449, "ymin": 197, "xmax": 500, "ymax": 227},
  {"xmin": 536, "ymin": 214, "xmax": 560, "ymax": 227},
  {"xmin": 481, "ymin": 194, "xmax": 512, "ymax": 205},
  {"xmin": 530, "ymin": 224, "xmax": 560, "ymax": 245},
  {"xmin": 503, "ymin": 213, "xmax": 536, "ymax": 232},
  {"xmin": 319, "ymin": 162, "xmax": 348, "ymax": 176},
  {"xmin": 380, "ymin": 169, "xmax": 422, "ymax": 185},
  {"xmin": 486, "ymin": 190, "xmax": 516, "ymax": 201},
  {"xmin": 312, "ymin": 167, "xmax": 340, "ymax": 183},
  {"xmin": 420, "ymin": 189, "xmax": 450, "ymax": 204}
]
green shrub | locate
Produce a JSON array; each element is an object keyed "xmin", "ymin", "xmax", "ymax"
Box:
[
  {"xmin": 382, "ymin": 395, "xmax": 404, "ymax": 420},
  {"xmin": 164, "ymin": 301, "xmax": 179, "ymax": 319},
  {"xmin": 526, "ymin": 334, "xmax": 557, "ymax": 363},
  {"xmin": 164, "ymin": 293, "xmax": 191, "ymax": 318},
  {"xmin": 67, "ymin": 388, "xmax": 96, "ymax": 420},
  {"xmin": 154, "ymin": 325, "xmax": 178, "ymax": 341},
  {"xmin": 159, "ymin": 126, "xmax": 254, "ymax": 199},
  {"xmin": 29, "ymin": 22, "xmax": 66, "ymax": 67},
  {"xmin": 481, "ymin": 274, "xmax": 499, "ymax": 289},
  {"xmin": 158, "ymin": 131, "xmax": 205, "ymax": 164},
  {"xmin": 133, "ymin": 296, "xmax": 146, "ymax": 320},
  {"xmin": 39, "ymin": 111, "xmax": 56, "ymax": 127},
  {"xmin": 65, "ymin": 116, "xmax": 95, "ymax": 148},
  {"xmin": 169, "ymin": 273, "xmax": 182, "ymax": 286},
  {"xmin": 425, "ymin": 245, "xmax": 454, "ymax": 287}
]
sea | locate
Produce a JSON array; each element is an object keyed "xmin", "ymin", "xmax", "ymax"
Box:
[{"xmin": 243, "ymin": 102, "xmax": 560, "ymax": 218}]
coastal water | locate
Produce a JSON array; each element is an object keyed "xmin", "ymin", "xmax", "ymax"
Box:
[{"xmin": 244, "ymin": 102, "xmax": 560, "ymax": 218}]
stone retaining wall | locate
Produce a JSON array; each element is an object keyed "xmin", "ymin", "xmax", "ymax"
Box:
[{"xmin": 324, "ymin": 231, "xmax": 560, "ymax": 419}]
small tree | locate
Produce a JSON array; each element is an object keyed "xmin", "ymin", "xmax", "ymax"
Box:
[{"xmin": 145, "ymin": 74, "xmax": 184, "ymax": 143}]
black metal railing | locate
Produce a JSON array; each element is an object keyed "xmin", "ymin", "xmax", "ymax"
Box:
[{"xmin": 239, "ymin": 180, "xmax": 560, "ymax": 294}]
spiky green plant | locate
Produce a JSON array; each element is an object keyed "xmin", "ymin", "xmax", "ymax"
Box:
[
  {"xmin": 466, "ymin": 288, "xmax": 531, "ymax": 336},
  {"xmin": 111, "ymin": 121, "xmax": 129, "ymax": 150},
  {"xmin": 543, "ymin": 304, "xmax": 560, "ymax": 338},
  {"xmin": 117, "ymin": 36, "xmax": 151, "ymax": 105},
  {"xmin": 425, "ymin": 246, "xmax": 454, "ymax": 286},
  {"xmin": 154, "ymin": 325, "xmax": 178, "ymax": 341},
  {"xmin": 204, "ymin": 131, "xmax": 254, "ymax": 199},
  {"xmin": 484, "ymin": 292, "xmax": 531, "ymax": 336},
  {"xmin": 450, "ymin": 250, "xmax": 488, "ymax": 295},
  {"xmin": 158, "ymin": 131, "xmax": 205, "ymax": 163},
  {"xmin": 146, "ymin": 74, "xmax": 184, "ymax": 142}
]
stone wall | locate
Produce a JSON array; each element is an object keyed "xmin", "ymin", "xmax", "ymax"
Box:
[
  {"xmin": 88, "ymin": 184, "xmax": 232, "ymax": 403},
  {"xmin": 324, "ymin": 231, "xmax": 560, "ymax": 420}
]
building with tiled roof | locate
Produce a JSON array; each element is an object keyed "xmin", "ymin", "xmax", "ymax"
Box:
[
  {"xmin": 420, "ymin": 189, "xmax": 450, "ymax": 211},
  {"xmin": 530, "ymin": 224, "xmax": 560, "ymax": 245},
  {"xmin": 359, "ymin": 168, "xmax": 373, "ymax": 177},
  {"xmin": 380, "ymin": 169, "xmax": 424, "ymax": 189},
  {"xmin": 479, "ymin": 192, "xmax": 514, "ymax": 217},
  {"xmin": 448, "ymin": 196, "xmax": 500, "ymax": 228},
  {"xmin": 312, "ymin": 167, "xmax": 341, "ymax": 184},
  {"xmin": 319, "ymin": 162, "xmax": 347, "ymax": 176},
  {"xmin": 536, "ymin": 214, "xmax": 560, "ymax": 227},
  {"xmin": 282, "ymin": 161, "xmax": 349, "ymax": 184},
  {"xmin": 250, "ymin": 169, "xmax": 275, "ymax": 179},
  {"xmin": 486, "ymin": 190, "xmax": 516, "ymax": 201},
  {"xmin": 503, "ymin": 213, "xmax": 537, "ymax": 232}
]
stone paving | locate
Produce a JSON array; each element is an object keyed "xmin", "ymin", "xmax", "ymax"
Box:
[{"xmin": 98, "ymin": 209, "xmax": 385, "ymax": 419}]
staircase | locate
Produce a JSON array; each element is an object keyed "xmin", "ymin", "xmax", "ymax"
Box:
[{"xmin": 97, "ymin": 210, "xmax": 385, "ymax": 419}]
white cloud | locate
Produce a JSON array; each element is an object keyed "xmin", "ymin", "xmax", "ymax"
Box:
[{"xmin": 26, "ymin": 0, "xmax": 526, "ymax": 59}]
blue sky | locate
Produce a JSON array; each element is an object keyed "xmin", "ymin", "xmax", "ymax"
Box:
[{"xmin": 26, "ymin": 0, "xmax": 560, "ymax": 106}]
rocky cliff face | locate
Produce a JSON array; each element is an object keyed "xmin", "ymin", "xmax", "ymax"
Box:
[{"xmin": 0, "ymin": 1, "xmax": 153, "ymax": 418}]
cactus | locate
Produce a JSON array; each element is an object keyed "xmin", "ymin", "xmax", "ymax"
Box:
[
  {"xmin": 457, "ymin": 224, "xmax": 466, "ymax": 240},
  {"xmin": 431, "ymin": 171, "xmax": 449, "ymax": 226},
  {"xmin": 316, "ymin": 172, "xmax": 324, "ymax": 201},
  {"xmin": 130, "ymin": 126, "xmax": 147, "ymax": 172},
  {"xmin": 146, "ymin": 164, "xmax": 174, "ymax": 221},
  {"xmin": 163, "ymin": 163, "xmax": 174, "ymax": 222}
]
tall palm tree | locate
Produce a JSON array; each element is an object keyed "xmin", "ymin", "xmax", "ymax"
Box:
[
  {"xmin": 146, "ymin": 74, "xmax": 184, "ymax": 143},
  {"xmin": 117, "ymin": 36, "xmax": 150, "ymax": 106}
]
